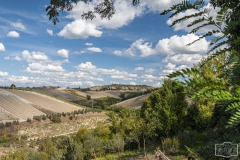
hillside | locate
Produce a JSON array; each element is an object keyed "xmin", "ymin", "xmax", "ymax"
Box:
[
  {"xmin": 113, "ymin": 93, "xmax": 150, "ymax": 109},
  {"xmin": 32, "ymin": 87, "xmax": 92, "ymax": 107},
  {"xmin": 67, "ymin": 89, "xmax": 124, "ymax": 99},
  {"xmin": 83, "ymin": 84, "xmax": 155, "ymax": 91},
  {"xmin": 6, "ymin": 89, "xmax": 82, "ymax": 113},
  {"xmin": 0, "ymin": 89, "xmax": 45, "ymax": 123}
]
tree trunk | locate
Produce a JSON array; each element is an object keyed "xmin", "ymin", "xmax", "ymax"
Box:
[
  {"xmin": 93, "ymin": 148, "xmax": 97, "ymax": 160},
  {"xmin": 143, "ymin": 134, "xmax": 146, "ymax": 158}
]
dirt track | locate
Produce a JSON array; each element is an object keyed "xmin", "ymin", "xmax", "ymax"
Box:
[
  {"xmin": 72, "ymin": 89, "xmax": 124, "ymax": 99},
  {"xmin": 113, "ymin": 93, "xmax": 150, "ymax": 109}
]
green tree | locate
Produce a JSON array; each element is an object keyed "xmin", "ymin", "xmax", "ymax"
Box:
[
  {"xmin": 1, "ymin": 150, "xmax": 24, "ymax": 160},
  {"xmin": 62, "ymin": 139, "xmax": 85, "ymax": 160},
  {"xmin": 86, "ymin": 95, "xmax": 91, "ymax": 100},
  {"xmin": 25, "ymin": 150, "xmax": 48, "ymax": 160},
  {"xmin": 83, "ymin": 131, "xmax": 102, "ymax": 159},
  {"xmin": 10, "ymin": 84, "xmax": 16, "ymax": 89},
  {"xmin": 141, "ymin": 79, "xmax": 188, "ymax": 137},
  {"xmin": 38, "ymin": 136, "xmax": 57, "ymax": 159}
]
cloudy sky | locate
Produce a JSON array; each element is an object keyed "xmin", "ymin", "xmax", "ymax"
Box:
[{"xmin": 0, "ymin": 0, "xmax": 217, "ymax": 88}]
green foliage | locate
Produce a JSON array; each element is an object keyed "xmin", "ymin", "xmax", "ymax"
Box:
[
  {"xmin": 93, "ymin": 123, "xmax": 111, "ymax": 141},
  {"xmin": 51, "ymin": 115, "xmax": 61, "ymax": 123},
  {"xmin": 141, "ymin": 79, "xmax": 188, "ymax": 137},
  {"xmin": 24, "ymin": 150, "xmax": 48, "ymax": 160},
  {"xmin": 62, "ymin": 139, "xmax": 85, "ymax": 160},
  {"xmin": 1, "ymin": 150, "xmax": 24, "ymax": 160},
  {"xmin": 38, "ymin": 136, "xmax": 61, "ymax": 159},
  {"xmin": 119, "ymin": 92, "xmax": 125, "ymax": 99},
  {"xmin": 83, "ymin": 131, "xmax": 103, "ymax": 159},
  {"xmin": 74, "ymin": 127, "xmax": 88, "ymax": 143},
  {"xmin": 10, "ymin": 84, "xmax": 16, "ymax": 89},
  {"xmin": 161, "ymin": 137, "xmax": 179, "ymax": 155},
  {"xmin": 86, "ymin": 94, "xmax": 91, "ymax": 100}
]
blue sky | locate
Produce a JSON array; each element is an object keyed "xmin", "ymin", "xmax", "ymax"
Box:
[{"xmin": 0, "ymin": 0, "xmax": 217, "ymax": 88}]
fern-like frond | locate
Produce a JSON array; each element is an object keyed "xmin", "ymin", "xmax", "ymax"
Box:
[
  {"xmin": 170, "ymin": 11, "xmax": 205, "ymax": 27},
  {"xmin": 187, "ymin": 31, "xmax": 213, "ymax": 46},
  {"xmin": 209, "ymin": 35, "xmax": 225, "ymax": 46},
  {"xmin": 187, "ymin": 17, "xmax": 205, "ymax": 27},
  {"xmin": 207, "ymin": 40, "xmax": 229, "ymax": 54}
]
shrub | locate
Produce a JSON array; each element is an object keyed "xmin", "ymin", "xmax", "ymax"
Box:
[
  {"xmin": 51, "ymin": 115, "xmax": 61, "ymax": 123},
  {"xmin": 0, "ymin": 123, "xmax": 4, "ymax": 129},
  {"xmin": 62, "ymin": 112, "xmax": 66, "ymax": 117},
  {"xmin": 5, "ymin": 122, "xmax": 12, "ymax": 127},
  {"xmin": 12, "ymin": 120, "xmax": 19, "ymax": 125},
  {"xmin": 57, "ymin": 113, "xmax": 62, "ymax": 117},
  {"xmin": 69, "ymin": 116, "xmax": 73, "ymax": 120},
  {"xmin": 33, "ymin": 116, "xmax": 41, "ymax": 121},
  {"xmin": 42, "ymin": 115, "xmax": 46, "ymax": 120},
  {"xmin": 161, "ymin": 137, "xmax": 179, "ymax": 154},
  {"xmin": 27, "ymin": 118, "xmax": 31, "ymax": 123}
]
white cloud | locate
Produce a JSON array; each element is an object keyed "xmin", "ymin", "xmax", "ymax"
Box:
[
  {"xmin": 155, "ymin": 34, "xmax": 208, "ymax": 55},
  {"xmin": 14, "ymin": 56, "xmax": 21, "ymax": 61},
  {"xmin": 166, "ymin": 3, "xmax": 221, "ymax": 34},
  {"xmin": 77, "ymin": 62, "xmax": 97, "ymax": 70},
  {"xmin": 114, "ymin": 50, "xmax": 122, "ymax": 56},
  {"xmin": 69, "ymin": 81, "xmax": 83, "ymax": 86},
  {"xmin": 22, "ymin": 50, "xmax": 48, "ymax": 62},
  {"xmin": 84, "ymin": 81, "xmax": 95, "ymax": 87},
  {"xmin": 162, "ymin": 62, "xmax": 189, "ymax": 75},
  {"xmin": 25, "ymin": 63, "xmax": 64, "ymax": 73},
  {"xmin": 0, "ymin": 71, "xmax": 8, "ymax": 77},
  {"xmin": 130, "ymin": 82, "xmax": 136, "ymax": 85},
  {"xmin": 165, "ymin": 63, "xmax": 176, "ymax": 70},
  {"xmin": 164, "ymin": 54, "xmax": 203, "ymax": 65},
  {"xmin": 145, "ymin": 69, "xmax": 154, "ymax": 73},
  {"xmin": 58, "ymin": 19, "xmax": 102, "ymax": 39},
  {"xmin": 46, "ymin": 29, "xmax": 53, "ymax": 35},
  {"xmin": 57, "ymin": 49, "xmax": 69, "ymax": 58},
  {"xmin": 135, "ymin": 67, "xmax": 144, "ymax": 71},
  {"xmin": 153, "ymin": 82, "xmax": 161, "ymax": 88},
  {"xmin": 74, "ymin": 50, "xmax": 86, "ymax": 54},
  {"xmin": 115, "ymin": 34, "xmax": 208, "ymax": 57},
  {"xmin": 8, "ymin": 76, "xmax": 35, "ymax": 84},
  {"xmin": 140, "ymin": 0, "xmax": 182, "ymax": 12},
  {"xmin": 87, "ymin": 47, "xmax": 102, "ymax": 52},
  {"xmin": 4, "ymin": 56, "xmax": 10, "ymax": 60},
  {"xmin": 7, "ymin": 31, "xmax": 20, "ymax": 38},
  {"xmin": 59, "ymin": 0, "xmax": 143, "ymax": 39},
  {"xmin": 0, "ymin": 43, "xmax": 5, "ymax": 51},
  {"xmin": 85, "ymin": 43, "xmax": 93, "ymax": 46},
  {"xmin": 75, "ymin": 62, "xmax": 138, "ymax": 81},
  {"xmin": 115, "ymin": 39, "xmax": 155, "ymax": 57},
  {"xmin": 11, "ymin": 22, "xmax": 26, "ymax": 30}
]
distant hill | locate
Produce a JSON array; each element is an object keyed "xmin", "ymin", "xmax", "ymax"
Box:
[
  {"xmin": 32, "ymin": 87, "xmax": 93, "ymax": 107},
  {"xmin": 78, "ymin": 84, "xmax": 155, "ymax": 92},
  {"xmin": 112, "ymin": 93, "xmax": 150, "ymax": 109},
  {"xmin": 0, "ymin": 89, "xmax": 82, "ymax": 123}
]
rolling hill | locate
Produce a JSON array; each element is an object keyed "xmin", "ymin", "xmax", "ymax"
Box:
[
  {"xmin": 112, "ymin": 93, "xmax": 150, "ymax": 109},
  {"xmin": 0, "ymin": 89, "xmax": 82, "ymax": 123}
]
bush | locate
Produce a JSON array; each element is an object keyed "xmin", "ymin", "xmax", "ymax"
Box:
[
  {"xmin": 62, "ymin": 112, "xmax": 66, "ymax": 117},
  {"xmin": 12, "ymin": 120, "xmax": 19, "ymax": 125},
  {"xmin": 69, "ymin": 116, "xmax": 73, "ymax": 120},
  {"xmin": 33, "ymin": 116, "xmax": 41, "ymax": 121},
  {"xmin": 42, "ymin": 115, "xmax": 46, "ymax": 120},
  {"xmin": 5, "ymin": 122, "xmax": 12, "ymax": 127},
  {"xmin": 161, "ymin": 137, "xmax": 179, "ymax": 154},
  {"xmin": 0, "ymin": 123, "xmax": 4, "ymax": 129},
  {"xmin": 51, "ymin": 115, "xmax": 61, "ymax": 123},
  {"xmin": 27, "ymin": 118, "xmax": 31, "ymax": 123}
]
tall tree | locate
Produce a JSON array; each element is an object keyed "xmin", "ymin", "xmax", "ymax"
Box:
[{"xmin": 141, "ymin": 79, "xmax": 188, "ymax": 137}]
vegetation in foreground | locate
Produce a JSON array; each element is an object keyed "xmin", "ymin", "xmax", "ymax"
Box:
[{"xmin": 1, "ymin": 0, "xmax": 240, "ymax": 159}]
